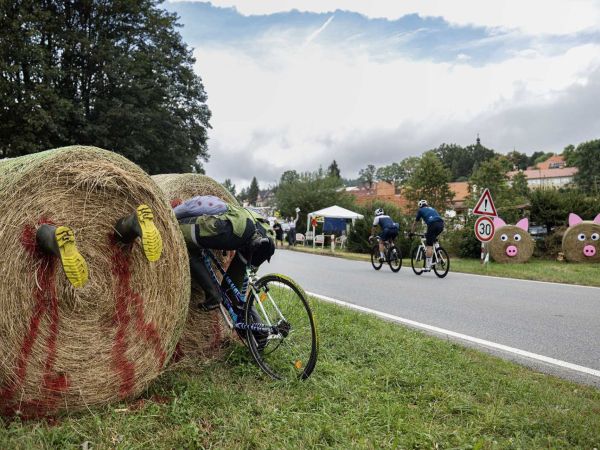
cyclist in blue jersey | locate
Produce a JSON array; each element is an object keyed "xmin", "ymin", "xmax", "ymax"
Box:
[
  {"xmin": 410, "ymin": 200, "xmax": 444, "ymax": 271},
  {"xmin": 370, "ymin": 208, "xmax": 399, "ymax": 262}
]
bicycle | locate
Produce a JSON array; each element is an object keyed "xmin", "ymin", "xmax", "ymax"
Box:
[
  {"xmin": 408, "ymin": 233, "xmax": 450, "ymax": 278},
  {"xmin": 201, "ymin": 247, "xmax": 318, "ymax": 381},
  {"xmin": 369, "ymin": 236, "xmax": 402, "ymax": 272}
]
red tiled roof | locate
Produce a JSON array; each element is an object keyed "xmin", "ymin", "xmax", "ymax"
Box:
[
  {"xmin": 536, "ymin": 155, "xmax": 565, "ymax": 170},
  {"xmin": 448, "ymin": 181, "xmax": 470, "ymax": 202}
]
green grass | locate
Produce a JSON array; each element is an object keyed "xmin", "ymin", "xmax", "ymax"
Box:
[
  {"xmin": 1, "ymin": 300, "xmax": 599, "ymax": 449},
  {"xmin": 288, "ymin": 246, "xmax": 600, "ymax": 287}
]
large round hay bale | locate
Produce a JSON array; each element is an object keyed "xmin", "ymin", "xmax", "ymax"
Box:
[
  {"xmin": 0, "ymin": 146, "xmax": 189, "ymax": 418},
  {"xmin": 152, "ymin": 174, "xmax": 236, "ymax": 363},
  {"xmin": 489, "ymin": 223, "xmax": 534, "ymax": 263},
  {"xmin": 562, "ymin": 214, "xmax": 600, "ymax": 263}
]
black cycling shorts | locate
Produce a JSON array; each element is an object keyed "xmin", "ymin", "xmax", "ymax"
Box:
[
  {"xmin": 425, "ymin": 221, "xmax": 444, "ymax": 246},
  {"xmin": 379, "ymin": 226, "xmax": 399, "ymax": 241}
]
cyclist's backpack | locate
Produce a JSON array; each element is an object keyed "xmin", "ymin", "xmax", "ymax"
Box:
[{"xmin": 178, "ymin": 200, "xmax": 275, "ymax": 267}]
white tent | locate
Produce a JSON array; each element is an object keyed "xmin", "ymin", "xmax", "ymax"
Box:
[
  {"xmin": 307, "ymin": 205, "xmax": 364, "ymax": 222},
  {"xmin": 305, "ymin": 206, "xmax": 364, "ymax": 245}
]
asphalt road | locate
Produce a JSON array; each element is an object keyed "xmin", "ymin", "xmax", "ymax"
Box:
[{"xmin": 259, "ymin": 250, "xmax": 600, "ymax": 386}]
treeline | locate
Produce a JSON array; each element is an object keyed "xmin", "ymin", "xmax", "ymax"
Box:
[{"xmin": 0, "ymin": 0, "xmax": 211, "ymax": 174}]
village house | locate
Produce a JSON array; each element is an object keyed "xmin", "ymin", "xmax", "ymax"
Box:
[{"xmin": 507, "ymin": 155, "xmax": 577, "ymax": 189}]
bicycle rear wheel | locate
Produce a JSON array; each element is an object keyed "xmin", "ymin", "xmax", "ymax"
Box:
[
  {"xmin": 245, "ymin": 274, "xmax": 318, "ymax": 380},
  {"xmin": 388, "ymin": 245, "xmax": 402, "ymax": 272},
  {"xmin": 433, "ymin": 247, "xmax": 450, "ymax": 278},
  {"xmin": 370, "ymin": 245, "xmax": 383, "ymax": 270},
  {"xmin": 411, "ymin": 246, "xmax": 425, "ymax": 275}
]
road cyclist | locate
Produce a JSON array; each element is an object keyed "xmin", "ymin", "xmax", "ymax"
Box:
[
  {"xmin": 409, "ymin": 199, "xmax": 445, "ymax": 273},
  {"xmin": 369, "ymin": 208, "xmax": 402, "ymax": 272}
]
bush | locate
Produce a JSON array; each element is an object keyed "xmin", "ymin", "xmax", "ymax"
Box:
[
  {"xmin": 535, "ymin": 226, "xmax": 566, "ymax": 260},
  {"xmin": 444, "ymin": 214, "xmax": 481, "ymax": 258},
  {"xmin": 346, "ymin": 201, "xmax": 411, "ymax": 256}
]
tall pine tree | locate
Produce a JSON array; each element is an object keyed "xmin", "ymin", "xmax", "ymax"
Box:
[
  {"xmin": 0, "ymin": 0, "xmax": 211, "ymax": 173},
  {"xmin": 248, "ymin": 177, "xmax": 259, "ymax": 205}
]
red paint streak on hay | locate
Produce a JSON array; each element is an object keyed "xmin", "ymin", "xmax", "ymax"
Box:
[
  {"xmin": 109, "ymin": 236, "xmax": 166, "ymax": 398},
  {"xmin": 0, "ymin": 220, "xmax": 70, "ymax": 418}
]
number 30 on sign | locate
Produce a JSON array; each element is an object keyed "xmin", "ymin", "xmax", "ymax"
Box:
[{"xmin": 474, "ymin": 216, "xmax": 495, "ymax": 242}]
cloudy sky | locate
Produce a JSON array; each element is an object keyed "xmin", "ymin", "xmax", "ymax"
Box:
[{"xmin": 165, "ymin": 0, "xmax": 600, "ymax": 187}]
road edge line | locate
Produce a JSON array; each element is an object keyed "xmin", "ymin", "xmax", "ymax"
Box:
[{"xmin": 307, "ymin": 290, "xmax": 600, "ymax": 379}]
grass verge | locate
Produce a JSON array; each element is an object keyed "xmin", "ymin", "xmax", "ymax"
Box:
[
  {"xmin": 1, "ymin": 299, "xmax": 599, "ymax": 449},
  {"xmin": 286, "ymin": 245, "xmax": 600, "ymax": 287}
]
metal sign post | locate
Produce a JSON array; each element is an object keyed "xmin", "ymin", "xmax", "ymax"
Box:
[{"xmin": 473, "ymin": 190, "xmax": 497, "ymax": 265}]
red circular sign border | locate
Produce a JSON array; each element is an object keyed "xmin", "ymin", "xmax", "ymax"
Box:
[{"xmin": 474, "ymin": 216, "xmax": 495, "ymax": 242}]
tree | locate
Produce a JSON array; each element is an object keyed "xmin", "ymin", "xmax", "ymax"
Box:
[
  {"xmin": 280, "ymin": 170, "xmax": 300, "ymax": 185},
  {"xmin": 404, "ymin": 152, "xmax": 453, "ymax": 211},
  {"xmin": 506, "ymin": 150, "xmax": 529, "ymax": 170},
  {"xmin": 223, "ymin": 179, "xmax": 236, "ymax": 197},
  {"xmin": 572, "ymin": 139, "xmax": 600, "ymax": 194},
  {"xmin": 358, "ymin": 164, "xmax": 377, "ymax": 189},
  {"xmin": 248, "ymin": 177, "xmax": 260, "ymax": 205},
  {"xmin": 0, "ymin": 1, "xmax": 211, "ymax": 173},
  {"xmin": 433, "ymin": 143, "xmax": 472, "ymax": 181},
  {"xmin": 275, "ymin": 170, "xmax": 355, "ymax": 230},
  {"xmin": 327, "ymin": 160, "xmax": 341, "ymax": 179},
  {"xmin": 511, "ymin": 171, "xmax": 530, "ymax": 198},
  {"xmin": 562, "ymin": 144, "xmax": 577, "ymax": 166},
  {"xmin": 469, "ymin": 157, "xmax": 512, "ymax": 215}
]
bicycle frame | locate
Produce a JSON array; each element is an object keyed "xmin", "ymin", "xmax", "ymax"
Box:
[
  {"xmin": 414, "ymin": 237, "xmax": 441, "ymax": 264},
  {"xmin": 201, "ymin": 249, "xmax": 275, "ymax": 335}
]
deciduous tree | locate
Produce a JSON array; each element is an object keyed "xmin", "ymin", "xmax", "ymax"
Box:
[{"xmin": 0, "ymin": 0, "xmax": 211, "ymax": 173}]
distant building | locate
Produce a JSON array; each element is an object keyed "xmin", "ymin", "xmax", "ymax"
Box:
[
  {"xmin": 347, "ymin": 181, "xmax": 410, "ymax": 211},
  {"xmin": 255, "ymin": 189, "xmax": 276, "ymax": 207},
  {"xmin": 508, "ymin": 155, "xmax": 577, "ymax": 189},
  {"xmin": 448, "ymin": 181, "xmax": 470, "ymax": 212},
  {"xmin": 347, "ymin": 180, "xmax": 470, "ymax": 213}
]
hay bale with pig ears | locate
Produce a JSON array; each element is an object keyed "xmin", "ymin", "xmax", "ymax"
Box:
[
  {"xmin": 152, "ymin": 174, "xmax": 237, "ymax": 364},
  {"xmin": 562, "ymin": 213, "xmax": 600, "ymax": 262},
  {"xmin": 0, "ymin": 146, "xmax": 189, "ymax": 418},
  {"xmin": 489, "ymin": 217, "xmax": 534, "ymax": 263}
]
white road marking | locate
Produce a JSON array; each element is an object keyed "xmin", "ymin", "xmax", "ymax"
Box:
[{"xmin": 307, "ymin": 291, "xmax": 600, "ymax": 378}]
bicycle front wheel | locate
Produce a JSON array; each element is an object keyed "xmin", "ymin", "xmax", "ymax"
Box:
[
  {"xmin": 388, "ymin": 245, "xmax": 402, "ymax": 272},
  {"xmin": 245, "ymin": 274, "xmax": 318, "ymax": 380},
  {"xmin": 371, "ymin": 245, "xmax": 383, "ymax": 270},
  {"xmin": 411, "ymin": 246, "xmax": 425, "ymax": 275},
  {"xmin": 433, "ymin": 247, "xmax": 450, "ymax": 278}
]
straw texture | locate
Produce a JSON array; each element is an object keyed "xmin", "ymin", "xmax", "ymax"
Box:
[
  {"xmin": 152, "ymin": 174, "xmax": 236, "ymax": 363},
  {"xmin": 0, "ymin": 146, "xmax": 189, "ymax": 417},
  {"xmin": 489, "ymin": 225, "xmax": 534, "ymax": 263},
  {"xmin": 562, "ymin": 221, "xmax": 600, "ymax": 262}
]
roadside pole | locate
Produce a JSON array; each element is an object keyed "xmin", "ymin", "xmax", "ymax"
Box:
[{"xmin": 473, "ymin": 189, "xmax": 497, "ymax": 265}]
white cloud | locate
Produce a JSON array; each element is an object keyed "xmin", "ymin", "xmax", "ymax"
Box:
[
  {"xmin": 173, "ymin": 0, "xmax": 600, "ymax": 35},
  {"xmin": 197, "ymin": 37, "xmax": 600, "ymax": 185}
]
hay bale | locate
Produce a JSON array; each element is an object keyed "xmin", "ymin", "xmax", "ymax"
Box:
[
  {"xmin": 562, "ymin": 214, "xmax": 600, "ymax": 262},
  {"xmin": 489, "ymin": 220, "xmax": 534, "ymax": 263},
  {"xmin": 152, "ymin": 174, "xmax": 237, "ymax": 363},
  {"xmin": 0, "ymin": 146, "xmax": 189, "ymax": 417}
]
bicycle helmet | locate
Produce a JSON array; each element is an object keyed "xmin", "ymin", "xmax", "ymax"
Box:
[
  {"xmin": 374, "ymin": 208, "xmax": 384, "ymax": 216},
  {"xmin": 418, "ymin": 199, "xmax": 428, "ymax": 208}
]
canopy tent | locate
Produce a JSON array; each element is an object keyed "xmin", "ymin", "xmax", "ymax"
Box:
[
  {"xmin": 306, "ymin": 205, "xmax": 364, "ymax": 238},
  {"xmin": 307, "ymin": 205, "xmax": 364, "ymax": 221}
]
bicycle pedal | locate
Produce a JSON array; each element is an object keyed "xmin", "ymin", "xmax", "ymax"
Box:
[
  {"xmin": 55, "ymin": 226, "xmax": 89, "ymax": 288},
  {"xmin": 136, "ymin": 204, "xmax": 163, "ymax": 262}
]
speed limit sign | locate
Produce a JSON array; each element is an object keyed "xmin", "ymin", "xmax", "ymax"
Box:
[{"xmin": 474, "ymin": 216, "xmax": 495, "ymax": 242}]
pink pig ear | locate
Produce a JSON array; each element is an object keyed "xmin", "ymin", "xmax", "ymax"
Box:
[
  {"xmin": 493, "ymin": 217, "xmax": 506, "ymax": 228},
  {"xmin": 515, "ymin": 218, "xmax": 528, "ymax": 231},
  {"xmin": 568, "ymin": 213, "xmax": 583, "ymax": 227},
  {"xmin": 594, "ymin": 214, "xmax": 600, "ymax": 225}
]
